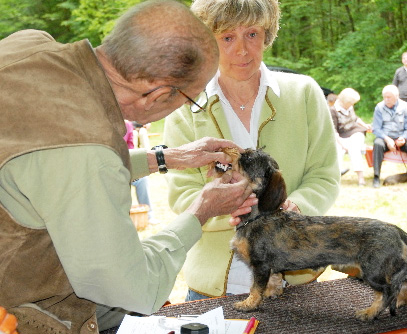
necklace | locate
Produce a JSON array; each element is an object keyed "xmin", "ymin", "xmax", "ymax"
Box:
[{"xmin": 221, "ymin": 83, "xmax": 258, "ymax": 111}]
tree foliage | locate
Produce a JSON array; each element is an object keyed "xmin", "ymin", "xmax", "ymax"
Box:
[
  {"xmin": 1, "ymin": 0, "xmax": 406, "ymax": 119},
  {"xmin": 0, "ymin": 0, "xmax": 79, "ymax": 42},
  {"xmin": 66, "ymin": 0, "xmax": 142, "ymax": 45},
  {"xmin": 265, "ymin": 0, "xmax": 407, "ymax": 118}
]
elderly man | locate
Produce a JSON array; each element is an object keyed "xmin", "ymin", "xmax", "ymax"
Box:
[
  {"xmin": 372, "ymin": 85, "xmax": 407, "ymax": 188},
  {"xmin": 0, "ymin": 1, "xmax": 254, "ymax": 333}
]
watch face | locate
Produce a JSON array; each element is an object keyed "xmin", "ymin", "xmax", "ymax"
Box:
[{"xmin": 159, "ymin": 166, "xmax": 168, "ymax": 174}]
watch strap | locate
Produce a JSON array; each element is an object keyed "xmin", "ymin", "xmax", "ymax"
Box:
[{"xmin": 151, "ymin": 145, "xmax": 168, "ymax": 174}]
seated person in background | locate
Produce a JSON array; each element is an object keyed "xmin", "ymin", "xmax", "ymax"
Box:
[
  {"xmin": 372, "ymin": 85, "xmax": 407, "ymax": 188},
  {"xmin": 123, "ymin": 120, "xmax": 135, "ymax": 149},
  {"xmin": 329, "ymin": 88, "xmax": 371, "ymax": 185},
  {"xmin": 129, "ymin": 121, "xmax": 157, "ymax": 224},
  {"xmin": 132, "ymin": 121, "xmax": 151, "ymax": 149},
  {"xmin": 326, "ymin": 93, "xmax": 337, "ymax": 108}
]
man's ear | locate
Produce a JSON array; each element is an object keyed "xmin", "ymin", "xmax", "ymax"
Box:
[{"xmin": 143, "ymin": 86, "xmax": 174, "ymax": 111}]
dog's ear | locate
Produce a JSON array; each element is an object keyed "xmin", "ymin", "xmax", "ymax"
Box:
[{"xmin": 258, "ymin": 170, "xmax": 287, "ymax": 213}]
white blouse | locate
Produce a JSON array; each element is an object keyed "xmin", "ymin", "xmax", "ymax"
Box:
[{"xmin": 205, "ymin": 62, "xmax": 280, "ymax": 294}]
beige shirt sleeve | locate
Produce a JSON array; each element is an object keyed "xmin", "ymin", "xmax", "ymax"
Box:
[
  {"xmin": 128, "ymin": 148, "xmax": 150, "ymax": 180},
  {"xmin": 0, "ymin": 145, "xmax": 202, "ymax": 314}
]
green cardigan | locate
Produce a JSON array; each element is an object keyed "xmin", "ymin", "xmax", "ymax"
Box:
[{"xmin": 163, "ymin": 71, "xmax": 340, "ymax": 297}]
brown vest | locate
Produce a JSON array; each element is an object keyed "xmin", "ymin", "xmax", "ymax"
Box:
[{"xmin": 0, "ymin": 30, "xmax": 131, "ymax": 334}]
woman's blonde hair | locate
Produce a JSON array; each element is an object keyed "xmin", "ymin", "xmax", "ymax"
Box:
[
  {"xmin": 191, "ymin": 0, "xmax": 280, "ymax": 48},
  {"xmin": 337, "ymin": 88, "xmax": 360, "ymax": 105}
]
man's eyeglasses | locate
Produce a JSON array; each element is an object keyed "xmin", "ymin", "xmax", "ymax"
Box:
[{"xmin": 142, "ymin": 85, "xmax": 208, "ymax": 113}]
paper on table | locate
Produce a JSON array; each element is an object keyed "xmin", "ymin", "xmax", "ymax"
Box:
[
  {"xmin": 116, "ymin": 306, "xmax": 249, "ymax": 334},
  {"xmin": 193, "ymin": 306, "xmax": 225, "ymax": 333}
]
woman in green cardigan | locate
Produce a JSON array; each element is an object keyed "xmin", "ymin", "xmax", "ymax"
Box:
[{"xmin": 163, "ymin": 0, "xmax": 340, "ymax": 301}]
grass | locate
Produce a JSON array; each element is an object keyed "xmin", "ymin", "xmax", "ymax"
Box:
[
  {"xmin": 136, "ymin": 122, "xmax": 407, "ymax": 304},
  {"xmin": 326, "ymin": 157, "xmax": 407, "ymax": 231}
]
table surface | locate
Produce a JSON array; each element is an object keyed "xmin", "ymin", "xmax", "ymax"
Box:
[{"xmin": 101, "ymin": 278, "xmax": 407, "ymax": 334}]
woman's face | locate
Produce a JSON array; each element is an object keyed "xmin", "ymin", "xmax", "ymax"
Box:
[{"xmin": 215, "ymin": 26, "xmax": 265, "ymax": 82}]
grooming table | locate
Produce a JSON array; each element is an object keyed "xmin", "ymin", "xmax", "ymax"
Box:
[{"xmin": 101, "ymin": 278, "xmax": 407, "ymax": 334}]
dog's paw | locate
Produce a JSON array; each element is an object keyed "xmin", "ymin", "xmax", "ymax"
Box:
[
  {"xmin": 233, "ymin": 300, "xmax": 259, "ymax": 312},
  {"xmin": 233, "ymin": 292, "xmax": 263, "ymax": 312},
  {"xmin": 264, "ymin": 287, "xmax": 283, "ymax": 299},
  {"xmin": 264, "ymin": 273, "xmax": 283, "ymax": 298},
  {"xmin": 355, "ymin": 308, "xmax": 377, "ymax": 321}
]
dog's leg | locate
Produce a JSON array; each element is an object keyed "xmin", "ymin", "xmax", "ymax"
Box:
[
  {"xmin": 233, "ymin": 266, "xmax": 271, "ymax": 312},
  {"xmin": 387, "ymin": 262, "xmax": 407, "ymax": 315},
  {"xmin": 397, "ymin": 282, "xmax": 407, "ymax": 308},
  {"xmin": 331, "ymin": 264, "xmax": 363, "ymax": 279},
  {"xmin": 264, "ymin": 272, "xmax": 283, "ymax": 298},
  {"xmin": 356, "ymin": 272, "xmax": 398, "ymax": 320},
  {"xmin": 233, "ymin": 285, "xmax": 264, "ymax": 312},
  {"xmin": 356, "ymin": 291, "xmax": 384, "ymax": 321}
]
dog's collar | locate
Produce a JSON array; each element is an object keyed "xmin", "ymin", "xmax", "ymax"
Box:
[
  {"xmin": 236, "ymin": 214, "xmax": 264, "ymax": 230},
  {"xmin": 236, "ymin": 208, "xmax": 282, "ymax": 230}
]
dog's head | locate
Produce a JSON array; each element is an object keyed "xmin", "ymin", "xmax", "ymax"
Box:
[
  {"xmin": 238, "ymin": 149, "xmax": 287, "ymax": 213},
  {"xmin": 210, "ymin": 148, "xmax": 287, "ymax": 214}
]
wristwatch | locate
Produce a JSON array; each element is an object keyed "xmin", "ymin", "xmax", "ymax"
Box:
[{"xmin": 151, "ymin": 145, "xmax": 168, "ymax": 174}]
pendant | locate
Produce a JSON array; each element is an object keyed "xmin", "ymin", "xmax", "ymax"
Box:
[{"xmin": 240, "ymin": 105, "xmax": 245, "ymax": 110}]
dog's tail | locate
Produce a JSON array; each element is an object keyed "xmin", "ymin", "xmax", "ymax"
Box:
[
  {"xmin": 386, "ymin": 228, "xmax": 407, "ymax": 316},
  {"xmin": 397, "ymin": 226, "xmax": 407, "ymax": 248},
  {"xmin": 386, "ymin": 262, "xmax": 407, "ymax": 316}
]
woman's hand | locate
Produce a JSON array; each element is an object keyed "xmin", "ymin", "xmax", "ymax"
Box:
[
  {"xmin": 228, "ymin": 197, "xmax": 299, "ymax": 226},
  {"xmin": 281, "ymin": 199, "xmax": 300, "ymax": 213}
]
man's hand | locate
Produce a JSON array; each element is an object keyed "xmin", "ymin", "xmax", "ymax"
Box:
[
  {"xmin": 164, "ymin": 137, "xmax": 244, "ymax": 170},
  {"xmin": 228, "ymin": 193, "xmax": 258, "ymax": 226},
  {"xmin": 384, "ymin": 136, "xmax": 397, "ymax": 152},
  {"xmin": 395, "ymin": 137, "xmax": 406, "ymax": 147},
  {"xmin": 186, "ymin": 171, "xmax": 253, "ymax": 225}
]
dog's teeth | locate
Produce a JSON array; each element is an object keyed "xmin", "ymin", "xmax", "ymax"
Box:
[{"xmin": 215, "ymin": 162, "xmax": 232, "ymax": 173}]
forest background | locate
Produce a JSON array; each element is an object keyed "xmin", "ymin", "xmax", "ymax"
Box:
[{"xmin": 1, "ymin": 0, "xmax": 406, "ymax": 120}]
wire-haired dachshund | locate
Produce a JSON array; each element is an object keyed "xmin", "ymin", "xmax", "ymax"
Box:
[
  {"xmin": 214, "ymin": 148, "xmax": 407, "ymax": 321},
  {"xmin": 383, "ymin": 172, "xmax": 407, "ymax": 186}
]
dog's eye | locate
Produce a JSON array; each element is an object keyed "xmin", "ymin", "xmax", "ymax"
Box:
[{"xmin": 215, "ymin": 162, "xmax": 232, "ymax": 173}]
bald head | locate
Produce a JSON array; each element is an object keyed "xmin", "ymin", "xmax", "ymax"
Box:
[{"xmin": 102, "ymin": 0, "xmax": 218, "ymax": 86}]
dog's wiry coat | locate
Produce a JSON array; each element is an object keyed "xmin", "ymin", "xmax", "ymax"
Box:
[
  {"xmin": 225, "ymin": 149, "xmax": 407, "ymax": 321},
  {"xmin": 383, "ymin": 172, "xmax": 407, "ymax": 186}
]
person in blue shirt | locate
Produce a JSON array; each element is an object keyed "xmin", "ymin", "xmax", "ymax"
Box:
[{"xmin": 372, "ymin": 85, "xmax": 407, "ymax": 187}]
